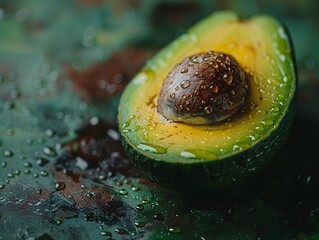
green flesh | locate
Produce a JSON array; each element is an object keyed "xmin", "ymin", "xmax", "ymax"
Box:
[{"xmin": 118, "ymin": 11, "xmax": 296, "ymax": 191}]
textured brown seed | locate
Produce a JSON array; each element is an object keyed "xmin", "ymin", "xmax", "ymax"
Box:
[{"xmin": 157, "ymin": 51, "xmax": 248, "ymax": 125}]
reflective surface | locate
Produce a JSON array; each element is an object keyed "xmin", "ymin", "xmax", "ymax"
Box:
[{"xmin": 0, "ymin": 1, "xmax": 318, "ymax": 239}]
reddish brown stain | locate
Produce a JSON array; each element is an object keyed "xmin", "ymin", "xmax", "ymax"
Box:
[{"xmin": 67, "ymin": 47, "xmax": 153, "ymax": 101}]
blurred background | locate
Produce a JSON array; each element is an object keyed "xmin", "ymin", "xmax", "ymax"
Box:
[{"xmin": 0, "ymin": 0, "xmax": 318, "ymax": 239}]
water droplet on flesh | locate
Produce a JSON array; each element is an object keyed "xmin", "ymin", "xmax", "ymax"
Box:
[
  {"xmin": 168, "ymin": 226, "xmax": 182, "ymax": 234},
  {"xmin": 137, "ymin": 143, "xmax": 167, "ymax": 154}
]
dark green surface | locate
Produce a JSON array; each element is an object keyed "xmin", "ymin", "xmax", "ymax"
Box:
[{"xmin": 0, "ymin": 1, "xmax": 319, "ymax": 239}]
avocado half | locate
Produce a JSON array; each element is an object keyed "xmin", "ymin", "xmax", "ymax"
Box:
[{"xmin": 118, "ymin": 11, "xmax": 296, "ymax": 192}]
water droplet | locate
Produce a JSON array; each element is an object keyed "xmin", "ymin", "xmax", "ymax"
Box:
[
  {"xmin": 306, "ymin": 175, "xmax": 312, "ymax": 183},
  {"xmin": 98, "ymin": 175, "xmax": 106, "ymax": 180},
  {"xmin": 0, "ymin": 184, "xmax": 5, "ymax": 189},
  {"xmin": 36, "ymin": 158, "xmax": 49, "ymax": 166},
  {"xmin": 137, "ymin": 143, "xmax": 167, "ymax": 154},
  {"xmin": 181, "ymin": 68, "xmax": 188, "ymax": 73},
  {"xmin": 86, "ymin": 192, "xmax": 94, "ymax": 198},
  {"xmin": 26, "ymin": 138, "xmax": 33, "ymax": 145},
  {"xmin": 23, "ymin": 162, "xmax": 32, "ymax": 168},
  {"xmin": 1, "ymin": 161, "xmax": 7, "ymax": 168},
  {"xmin": 33, "ymin": 173, "xmax": 39, "ymax": 178},
  {"xmin": 14, "ymin": 170, "xmax": 20, "ymax": 175},
  {"xmin": 211, "ymin": 85, "xmax": 219, "ymax": 93},
  {"xmin": 40, "ymin": 170, "xmax": 49, "ymax": 177},
  {"xmin": 55, "ymin": 182, "xmax": 66, "ymax": 191},
  {"xmin": 114, "ymin": 228, "xmax": 128, "ymax": 235},
  {"xmin": 100, "ymin": 231, "xmax": 112, "ymax": 238},
  {"xmin": 3, "ymin": 149, "xmax": 13, "ymax": 158},
  {"xmin": 7, "ymin": 173, "xmax": 14, "ymax": 178},
  {"xmin": 180, "ymin": 80, "xmax": 190, "ymax": 89},
  {"xmin": 204, "ymin": 106, "xmax": 213, "ymax": 114},
  {"xmin": 271, "ymin": 107, "xmax": 280, "ymax": 113},
  {"xmin": 24, "ymin": 169, "xmax": 31, "ymax": 174},
  {"xmin": 168, "ymin": 226, "xmax": 182, "ymax": 234},
  {"xmin": 134, "ymin": 221, "xmax": 145, "ymax": 228},
  {"xmin": 180, "ymin": 151, "xmax": 196, "ymax": 159},
  {"xmin": 136, "ymin": 204, "xmax": 144, "ymax": 211},
  {"xmin": 255, "ymin": 125, "xmax": 265, "ymax": 131},
  {"xmin": 89, "ymin": 116, "xmax": 100, "ymax": 126},
  {"xmin": 170, "ymin": 93, "xmax": 175, "ymax": 99},
  {"xmin": 260, "ymin": 119, "xmax": 274, "ymax": 126},
  {"xmin": 131, "ymin": 186, "xmax": 139, "ymax": 192},
  {"xmin": 4, "ymin": 101, "xmax": 15, "ymax": 110},
  {"xmin": 42, "ymin": 146, "xmax": 57, "ymax": 157},
  {"xmin": 153, "ymin": 213, "xmax": 164, "ymax": 221},
  {"xmin": 181, "ymin": 149, "xmax": 217, "ymax": 160},
  {"xmin": 119, "ymin": 189, "xmax": 128, "ymax": 195},
  {"xmin": 223, "ymin": 74, "xmax": 233, "ymax": 85},
  {"xmin": 210, "ymin": 61, "xmax": 218, "ymax": 68},
  {"xmin": 56, "ymin": 219, "xmax": 63, "ymax": 225},
  {"xmin": 195, "ymin": 71, "xmax": 203, "ymax": 78},
  {"xmin": 45, "ymin": 129, "xmax": 54, "ymax": 137},
  {"xmin": 175, "ymin": 86, "xmax": 179, "ymax": 91}
]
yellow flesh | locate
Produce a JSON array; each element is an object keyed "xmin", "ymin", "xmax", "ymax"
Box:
[{"xmin": 119, "ymin": 12, "xmax": 295, "ymax": 163}]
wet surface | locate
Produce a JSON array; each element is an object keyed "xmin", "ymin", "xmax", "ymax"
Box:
[{"xmin": 0, "ymin": 0, "xmax": 319, "ymax": 239}]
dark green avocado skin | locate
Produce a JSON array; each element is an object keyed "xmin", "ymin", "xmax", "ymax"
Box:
[
  {"xmin": 120, "ymin": 102, "xmax": 294, "ymax": 193},
  {"xmin": 119, "ymin": 15, "xmax": 297, "ymax": 193}
]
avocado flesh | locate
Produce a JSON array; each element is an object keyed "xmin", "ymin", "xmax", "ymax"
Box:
[{"xmin": 118, "ymin": 11, "xmax": 296, "ymax": 191}]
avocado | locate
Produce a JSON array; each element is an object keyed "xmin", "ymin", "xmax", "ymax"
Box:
[{"xmin": 118, "ymin": 11, "xmax": 296, "ymax": 192}]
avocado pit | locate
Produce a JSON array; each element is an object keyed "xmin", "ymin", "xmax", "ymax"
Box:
[{"xmin": 157, "ymin": 51, "xmax": 248, "ymax": 124}]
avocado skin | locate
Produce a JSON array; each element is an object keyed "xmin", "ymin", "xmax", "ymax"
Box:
[
  {"xmin": 120, "ymin": 101, "xmax": 294, "ymax": 193},
  {"xmin": 118, "ymin": 12, "xmax": 297, "ymax": 193}
]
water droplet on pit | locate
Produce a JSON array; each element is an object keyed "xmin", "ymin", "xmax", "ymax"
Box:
[
  {"xmin": 211, "ymin": 85, "xmax": 219, "ymax": 93},
  {"xmin": 195, "ymin": 71, "xmax": 203, "ymax": 78},
  {"xmin": 180, "ymin": 80, "xmax": 190, "ymax": 89},
  {"xmin": 204, "ymin": 106, "xmax": 213, "ymax": 114},
  {"xmin": 180, "ymin": 68, "xmax": 188, "ymax": 73}
]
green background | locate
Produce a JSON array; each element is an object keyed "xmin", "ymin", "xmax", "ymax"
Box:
[{"xmin": 0, "ymin": 0, "xmax": 318, "ymax": 239}]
